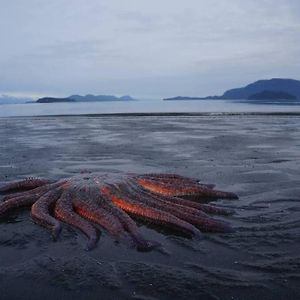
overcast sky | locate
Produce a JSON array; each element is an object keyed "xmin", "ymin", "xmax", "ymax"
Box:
[{"xmin": 0, "ymin": 0, "xmax": 299, "ymax": 98}]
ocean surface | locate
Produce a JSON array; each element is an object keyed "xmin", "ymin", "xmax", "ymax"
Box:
[{"xmin": 1, "ymin": 99, "xmax": 300, "ymax": 117}]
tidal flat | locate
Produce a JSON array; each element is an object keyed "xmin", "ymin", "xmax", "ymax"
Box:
[{"xmin": 0, "ymin": 115, "xmax": 299, "ymax": 300}]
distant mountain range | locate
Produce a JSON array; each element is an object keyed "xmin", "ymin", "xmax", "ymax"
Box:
[
  {"xmin": 37, "ymin": 94, "xmax": 135, "ymax": 103},
  {"xmin": 164, "ymin": 78, "xmax": 300, "ymax": 101}
]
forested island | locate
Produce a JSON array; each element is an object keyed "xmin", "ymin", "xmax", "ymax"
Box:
[{"xmin": 247, "ymin": 91, "xmax": 296, "ymax": 100}]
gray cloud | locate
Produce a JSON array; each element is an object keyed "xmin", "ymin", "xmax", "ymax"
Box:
[{"xmin": 0, "ymin": 0, "xmax": 299, "ymax": 98}]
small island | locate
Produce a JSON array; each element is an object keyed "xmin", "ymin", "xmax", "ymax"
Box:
[
  {"xmin": 36, "ymin": 94, "xmax": 135, "ymax": 103},
  {"xmin": 247, "ymin": 90, "xmax": 296, "ymax": 100},
  {"xmin": 37, "ymin": 97, "xmax": 76, "ymax": 103}
]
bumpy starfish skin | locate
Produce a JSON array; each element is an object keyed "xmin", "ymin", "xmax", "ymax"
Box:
[{"xmin": 0, "ymin": 173, "xmax": 238, "ymax": 251}]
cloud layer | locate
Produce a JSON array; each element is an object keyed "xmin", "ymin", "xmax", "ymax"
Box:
[{"xmin": 1, "ymin": 0, "xmax": 299, "ymax": 97}]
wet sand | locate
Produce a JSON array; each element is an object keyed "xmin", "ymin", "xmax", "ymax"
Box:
[{"xmin": 0, "ymin": 115, "xmax": 299, "ymax": 300}]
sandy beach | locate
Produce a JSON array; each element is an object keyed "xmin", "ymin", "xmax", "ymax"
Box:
[{"xmin": 0, "ymin": 114, "xmax": 299, "ymax": 300}]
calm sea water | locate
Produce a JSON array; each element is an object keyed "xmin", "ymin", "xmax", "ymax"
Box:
[{"xmin": 1, "ymin": 99, "xmax": 300, "ymax": 117}]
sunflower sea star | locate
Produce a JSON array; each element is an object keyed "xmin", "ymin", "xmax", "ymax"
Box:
[{"xmin": 0, "ymin": 173, "xmax": 238, "ymax": 251}]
